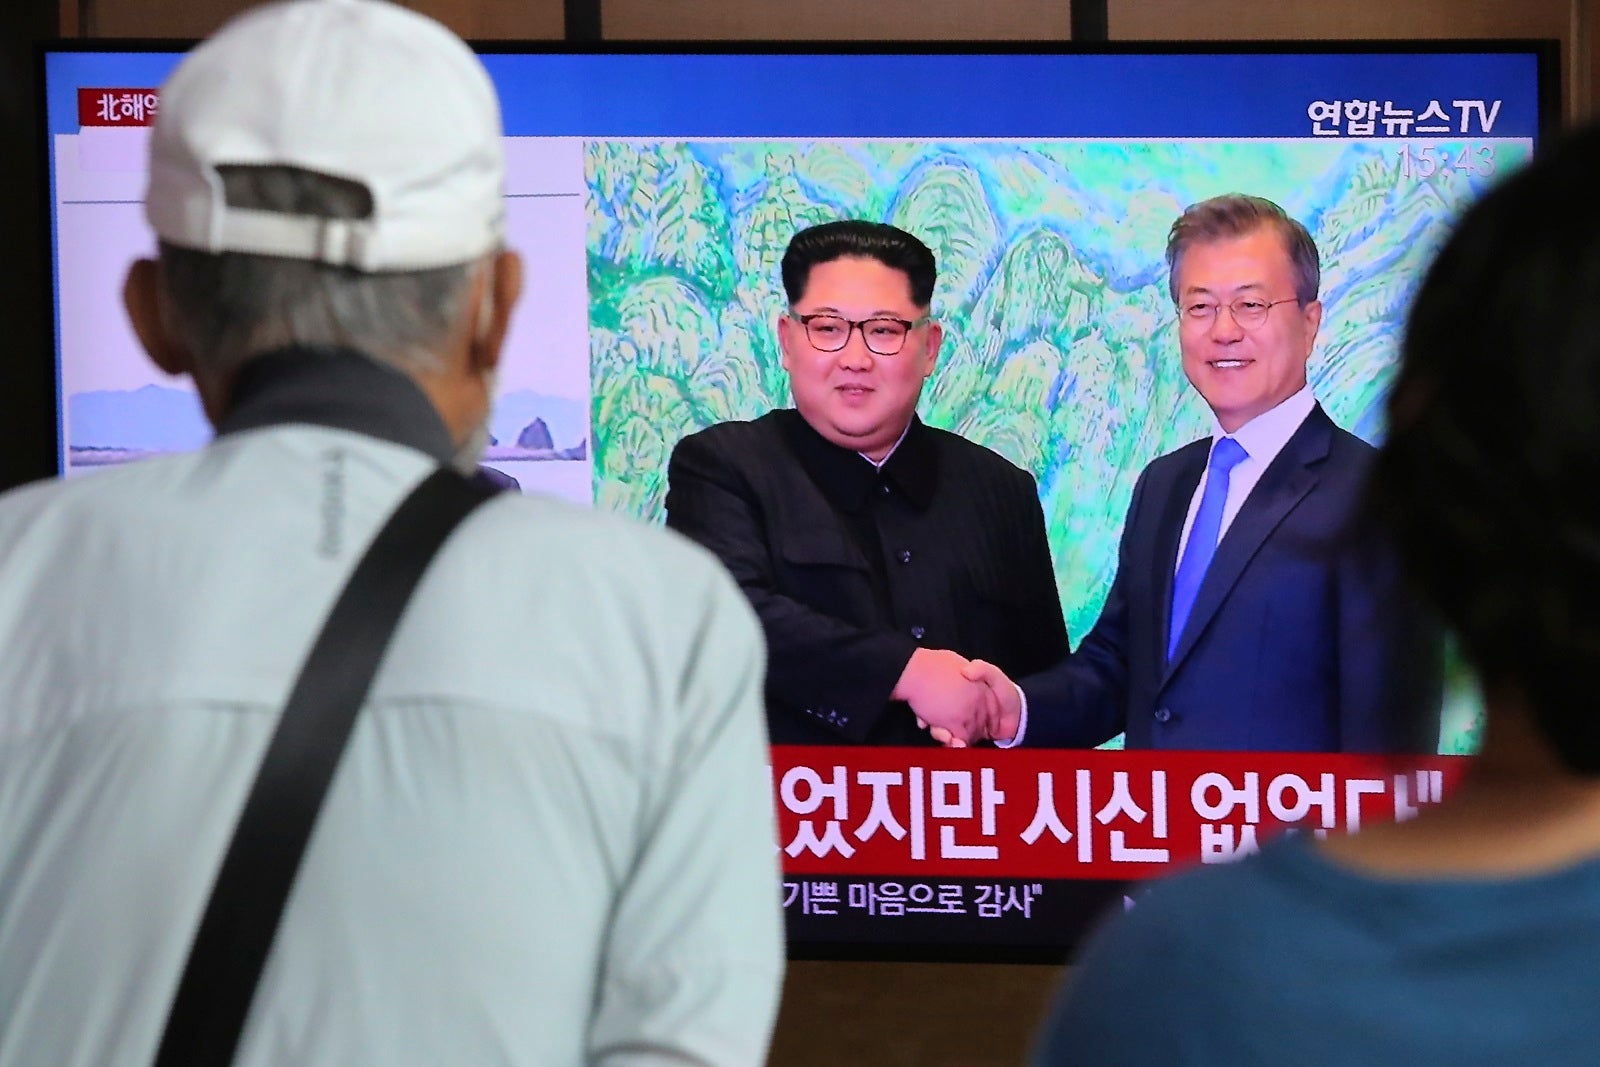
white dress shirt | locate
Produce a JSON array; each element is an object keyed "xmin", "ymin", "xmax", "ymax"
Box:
[
  {"xmin": 1174, "ymin": 384, "xmax": 1318, "ymax": 568},
  {"xmin": 860, "ymin": 419, "xmax": 913, "ymax": 470}
]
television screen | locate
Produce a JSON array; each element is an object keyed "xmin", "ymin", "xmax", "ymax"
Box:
[{"xmin": 39, "ymin": 41, "xmax": 1556, "ymax": 960}]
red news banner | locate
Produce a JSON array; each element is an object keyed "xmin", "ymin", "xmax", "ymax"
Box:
[
  {"xmin": 772, "ymin": 746, "xmax": 1469, "ymax": 881},
  {"xmin": 78, "ymin": 88, "xmax": 160, "ymax": 127}
]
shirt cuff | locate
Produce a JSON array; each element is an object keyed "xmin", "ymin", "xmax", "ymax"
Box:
[{"xmin": 995, "ymin": 683, "xmax": 1028, "ymax": 748}]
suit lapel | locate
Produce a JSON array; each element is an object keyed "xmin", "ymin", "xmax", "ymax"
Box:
[
  {"xmin": 1163, "ymin": 406, "xmax": 1334, "ymax": 681},
  {"xmin": 1150, "ymin": 443, "xmax": 1208, "ymax": 679}
]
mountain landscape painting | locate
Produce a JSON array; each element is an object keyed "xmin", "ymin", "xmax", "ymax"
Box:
[{"xmin": 67, "ymin": 385, "xmax": 588, "ymax": 471}]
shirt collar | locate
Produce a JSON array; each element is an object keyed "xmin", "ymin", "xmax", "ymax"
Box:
[
  {"xmin": 778, "ymin": 410, "xmax": 938, "ymax": 513},
  {"xmin": 1212, "ymin": 383, "xmax": 1317, "ymax": 467},
  {"xmin": 860, "ymin": 421, "xmax": 912, "ymax": 469},
  {"xmin": 213, "ymin": 345, "xmax": 457, "ymax": 466}
]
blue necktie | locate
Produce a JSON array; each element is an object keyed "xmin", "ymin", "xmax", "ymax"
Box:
[{"xmin": 1168, "ymin": 436, "xmax": 1248, "ymax": 661}]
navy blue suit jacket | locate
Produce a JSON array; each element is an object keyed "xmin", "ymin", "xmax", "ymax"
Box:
[{"xmin": 1023, "ymin": 405, "xmax": 1442, "ymax": 752}]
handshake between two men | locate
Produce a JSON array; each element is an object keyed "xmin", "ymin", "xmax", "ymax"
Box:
[{"xmin": 891, "ymin": 647, "xmax": 1023, "ymax": 748}]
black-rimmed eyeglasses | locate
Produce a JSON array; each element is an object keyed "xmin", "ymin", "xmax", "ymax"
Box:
[{"xmin": 790, "ymin": 312, "xmax": 930, "ymax": 356}]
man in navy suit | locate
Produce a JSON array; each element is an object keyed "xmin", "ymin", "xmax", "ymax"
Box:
[{"xmin": 965, "ymin": 195, "xmax": 1442, "ymax": 752}]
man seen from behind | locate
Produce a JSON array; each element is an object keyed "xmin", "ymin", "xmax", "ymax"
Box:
[{"xmin": 0, "ymin": 2, "xmax": 782, "ymax": 1063}]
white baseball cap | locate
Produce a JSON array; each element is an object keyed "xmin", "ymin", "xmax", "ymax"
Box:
[{"xmin": 146, "ymin": 0, "xmax": 505, "ymax": 272}]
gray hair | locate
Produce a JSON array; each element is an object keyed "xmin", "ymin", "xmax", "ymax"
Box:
[
  {"xmin": 1165, "ymin": 194, "xmax": 1321, "ymax": 307},
  {"xmin": 156, "ymin": 165, "xmax": 482, "ymax": 379}
]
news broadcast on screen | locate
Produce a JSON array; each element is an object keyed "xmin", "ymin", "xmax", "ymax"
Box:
[{"xmin": 40, "ymin": 42, "xmax": 1556, "ymax": 959}]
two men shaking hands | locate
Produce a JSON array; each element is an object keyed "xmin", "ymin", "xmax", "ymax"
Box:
[{"xmin": 667, "ymin": 205, "xmax": 1442, "ymax": 756}]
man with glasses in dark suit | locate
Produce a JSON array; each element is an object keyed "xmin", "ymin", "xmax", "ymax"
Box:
[{"xmin": 666, "ymin": 220, "xmax": 1069, "ymax": 747}]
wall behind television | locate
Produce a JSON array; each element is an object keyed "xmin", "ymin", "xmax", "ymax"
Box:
[
  {"xmin": 49, "ymin": 0, "xmax": 1599, "ymax": 121},
  {"xmin": 8, "ymin": 1, "xmax": 1594, "ymax": 1065}
]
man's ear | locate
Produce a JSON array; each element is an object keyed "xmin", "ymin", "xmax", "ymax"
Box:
[
  {"xmin": 921, "ymin": 319, "xmax": 944, "ymax": 379},
  {"xmin": 776, "ymin": 311, "xmax": 797, "ymax": 372},
  {"xmin": 1302, "ymin": 298, "xmax": 1324, "ymax": 356},
  {"xmin": 123, "ymin": 258, "xmax": 188, "ymax": 377},
  {"xmin": 468, "ymin": 249, "xmax": 523, "ymax": 374},
  {"xmin": 475, "ymin": 277, "xmax": 494, "ymax": 345}
]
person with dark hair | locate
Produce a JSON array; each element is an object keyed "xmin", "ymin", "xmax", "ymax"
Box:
[
  {"xmin": 0, "ymin": 2, "xmax": 782, "ymax": 1063},
  {"xmin": 780, "ymin": 219, "xmax": 940, "ymax": 307},
  {"xmin": 1031, "ymin": 127, "xmax": 1600, "ymax": 1064},
  {"xmin": 962, "ymin": 194, "xmax": 1442, "ymax": 752},
  {"xmin": 665, "ymin": 219, "xmax": 1069, "ymax": 745}
]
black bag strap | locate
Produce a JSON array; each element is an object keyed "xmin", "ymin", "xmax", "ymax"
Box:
[{"xmin": 153, "ymin": 467, "xmax": 497, "ymax": 1067}]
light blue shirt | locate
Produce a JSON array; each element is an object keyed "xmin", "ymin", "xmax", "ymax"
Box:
[{"xmin": 0, "ymin": 420, "xmax": 783, "ymax": 1066}]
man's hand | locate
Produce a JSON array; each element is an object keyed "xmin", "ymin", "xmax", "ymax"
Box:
[
  {"xmin": 892, "ymin": 648, "xmax": 997, "ymax": 746},
  {"xmin": 959, "ymin": 659, "xmax": 1023, "ymax": 744}
]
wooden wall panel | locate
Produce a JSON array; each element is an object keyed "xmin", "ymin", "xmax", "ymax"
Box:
[
  {"xmin": 1112, "ymin": 0, "xmax": 1588, "ymax": 121},
  {"xmin": 603, "ymin": 0, "xmax": 1073, "ymax": 41},
  {"xmin": 64, "ymin": 0, "xmax": 1589, "ymax": 122},
  {"xmin": 770, "ymin": 961, "xmax": 1062, "ymax": 1067},
  {"xmin": 71, "ymin": 0, "xmax": 253, "ymax": 37},
  {"xmin": 1112, "ymin": 0, "xmax": 1570, "ymax": 38},
  {"xmin": 70, "ymin": 0, "xmax": 561, "ymax": 40},
  {"xmin": 404, "ymin": 0, "xmax": 563, "ymax": 40}
]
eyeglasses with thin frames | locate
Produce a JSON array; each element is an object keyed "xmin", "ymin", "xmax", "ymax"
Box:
[{"xmin": 1177, "ymin": 297, "xmax": 1299, "ymax": 329}]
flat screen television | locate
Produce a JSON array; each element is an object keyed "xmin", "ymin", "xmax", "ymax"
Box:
[{"xmin": 38, "ymin": 40, "xmax": 1558, "ymax": 960}]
